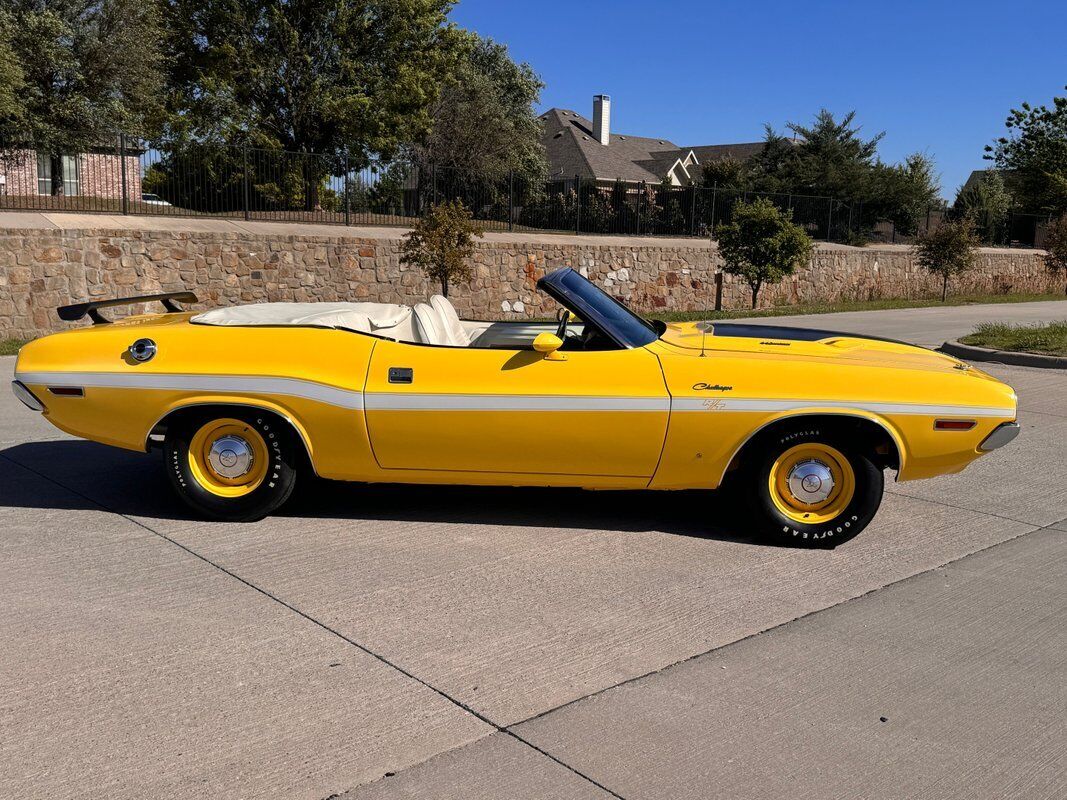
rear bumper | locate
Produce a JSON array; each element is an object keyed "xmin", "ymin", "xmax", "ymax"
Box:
[
  {"xmin": 11, "ymin": 380, "xmax": 44, "ymax": 412},
  {"xmin": 979, "ymin": 421, "xmax": 1020, "ymax": 452}
]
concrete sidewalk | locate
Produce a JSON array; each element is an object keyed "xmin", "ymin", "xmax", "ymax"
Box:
[
  {"xmin": 0, "ymin": 208, "xmax": 1046, "ymax": 252},
  {"xmin": 1, "ymin": 314, "xmax": 1064, "ymax": 798}
]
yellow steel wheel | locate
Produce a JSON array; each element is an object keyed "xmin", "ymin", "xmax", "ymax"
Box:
[
  {"xmin": 767, "ymin": 442, "xmax": 855, "ymax": 525},
  {"xmin": 186, "ymin": 418, "xmax": 270, "ymax": 498}
]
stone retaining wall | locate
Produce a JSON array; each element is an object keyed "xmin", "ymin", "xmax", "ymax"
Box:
[{"xmin": 0, "ymin": 223, "xmax": 1056, "ymax": 341}]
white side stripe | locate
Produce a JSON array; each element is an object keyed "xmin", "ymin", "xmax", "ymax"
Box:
[
  {"xmin": 16, "ymin": 371, "xmax": 1016, "ymax": 418},
  {"xmin": 15, "ymin": 371, "xmax": 366, "ymax": 410},
  {"xmin": 671, "ymin": 397, "xmax": 1016, "ymax": 417},
  {"xmin": 364, "ymin": 393, "xmax": 669, "ymax": 412}
]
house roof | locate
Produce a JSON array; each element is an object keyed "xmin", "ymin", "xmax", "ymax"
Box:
[
  {"xmin": 540, "ymin": 107, "xmax": 767, "ymax": 184},
  {"xmin": 684, "ymin": 142, "xmax": 766, "ymax": 164},
  {"xmin": 959, "ymin": 169, "xmax": 1003, "ymax": 195}
]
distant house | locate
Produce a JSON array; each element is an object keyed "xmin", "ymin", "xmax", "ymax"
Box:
[
  {"xmin": 958, "ymin": 169, "xmax": 994, "ymax": 197},
  {"xmin": 0, "ymin": 145, "xmax": 142, "ymax": 200},
  {"xmin": 540, "ymin": 95, "xmax": 766, "ymax": 186}
]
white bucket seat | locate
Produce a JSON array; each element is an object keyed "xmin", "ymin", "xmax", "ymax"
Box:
[
  {"xmin": 429, "ymin": 295, "xmax": 471, "ymax": 346},
  {"xmin": 413, "ymin": 296, "xmax": 471, "ymax": 346}
]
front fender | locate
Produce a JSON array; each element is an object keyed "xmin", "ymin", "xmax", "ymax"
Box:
[{"xmin": 715, "ymin": 407, "xmax": 908, "ymax": 485}]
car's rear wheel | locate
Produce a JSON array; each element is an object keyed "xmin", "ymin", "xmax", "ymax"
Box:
[
  {"xmin": 743, "ymin": 425, "xmax": 884, "ymax": 548},
  {"xmin": 164, "ymin": 411, "xmax": 297, "ymax": 521}
]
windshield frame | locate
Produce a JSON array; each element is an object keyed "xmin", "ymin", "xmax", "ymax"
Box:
[{"xmin": 537, "ymin": 268, "xmax": 659, "ymax": 349}]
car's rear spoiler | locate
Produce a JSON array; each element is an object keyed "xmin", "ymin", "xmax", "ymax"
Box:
[{"xmin": 57, "ymin": 291, "xmax": 198, "ymax": 324}]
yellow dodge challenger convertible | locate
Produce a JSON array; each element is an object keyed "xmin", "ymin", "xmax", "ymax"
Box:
[{"xmin": 12, "ymin": 268, "xmax": 1019, "ymax": 546}]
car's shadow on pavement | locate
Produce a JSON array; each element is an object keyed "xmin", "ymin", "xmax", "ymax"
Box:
[{"xmin": 1, "ymin": 440, "xmax": 760, "ymax": 545}]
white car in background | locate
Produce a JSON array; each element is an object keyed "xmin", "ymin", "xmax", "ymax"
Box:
[{"xmin": 141, "ymin": 193, "xmax": 172, "ymax": 206}]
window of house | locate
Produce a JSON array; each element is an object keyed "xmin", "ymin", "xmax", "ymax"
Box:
[
  {"xmin": 36, "ymin": 154, "xmax": 80, "ymax": 196},
  {"xmin": 36, "ymin": 155, "xmax": 51, "ymax": 195},
  {"xmin": 62, "ymin": 155, "xmax": 80, "ymax": 196}
]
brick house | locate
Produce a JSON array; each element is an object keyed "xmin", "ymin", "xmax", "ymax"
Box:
[
  {"xmin": 0, "ymin": 146, "xmax": 142, "ymax": 200},
  {"xmin": 541, "ymin": 95, "xmax": 768, "ymax": 186}
]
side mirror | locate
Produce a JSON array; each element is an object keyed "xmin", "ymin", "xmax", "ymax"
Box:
[{"xmin": 532, "ymin": 332, "xmax": 565, "ymax": 361}]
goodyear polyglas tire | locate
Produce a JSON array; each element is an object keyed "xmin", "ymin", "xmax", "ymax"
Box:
[
  {"xmin": 164, "ymin": 411, "xmax": 297, "ymax": 521},
  {"xmin": 745, "ymin": 425, "xmax": 884, "ymax": 548}
]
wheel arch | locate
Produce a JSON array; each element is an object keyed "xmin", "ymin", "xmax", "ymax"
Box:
[
  {"xmin": 145, "ymin": 400, "xmax": 317, "ymax": 476},
  {"xmin": 721, "ymin": 411, "xmax": 904, "ymax": 485}
]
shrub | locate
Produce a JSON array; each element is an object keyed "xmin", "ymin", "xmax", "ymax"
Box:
[
  {"xmin": 914, "ymin": 217, "xmax": 980, "ymax": 301},
  {"xmin": 715, "ymin": 197, "xmax": 814, "ymax": 308},
  {"xmin": 400, "ymin": 199, "xmax": 485, "ymax": 297}
]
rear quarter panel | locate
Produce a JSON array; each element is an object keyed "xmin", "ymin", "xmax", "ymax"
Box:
[{"xmin": 15, "ymin": 316, "xmax": 379, "ymax": 479}]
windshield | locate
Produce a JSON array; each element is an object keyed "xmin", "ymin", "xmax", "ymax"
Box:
[{"xmin": 543, "ymin": 268, "xmax": 659, "ymax": 348}]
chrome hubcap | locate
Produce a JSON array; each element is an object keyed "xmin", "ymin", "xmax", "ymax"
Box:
[
  {"xmin": 787, "ymin": 459, "xmax": 834, "ymax": 504},
  {"xmin": 207, "ymin": 435, "xmax": 254, "ymax": 479}
]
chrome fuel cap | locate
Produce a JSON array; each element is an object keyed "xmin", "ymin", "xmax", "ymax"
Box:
[
  {"xmin": 207, "ymin": 434, "xmax": 255, "ymax": 479},
  {"xmin": 787, "ymin": 459, "xmax": 835, "ymax": 504}
]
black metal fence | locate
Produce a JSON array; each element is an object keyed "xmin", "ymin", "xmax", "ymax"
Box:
[{"xmin": 0, "ymin": 136, "xmax": 1053, "ymax": 247}]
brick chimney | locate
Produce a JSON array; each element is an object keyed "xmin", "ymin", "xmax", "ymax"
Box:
[{"xmin": 592, "ymin": 94, "xmax": 611, "ymax": 146}]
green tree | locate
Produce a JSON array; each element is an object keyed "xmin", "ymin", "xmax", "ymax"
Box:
[
  {"xmin": 954, "ymin": 171, "xmax": 1011, "ymax": 245},
  {"xmin": 413, "ymin": 33, "xmax": 546, "ymax": 185},
  {"xmin": 1043, "ymin": 215, "xmax": 1067, "ymax": 295},
  {"xmin": 163, "ymin": 0, "xmax": 458, "ymax": 206},
  {"xmin": 869, "ymin": 152, "xmax": 942, "ymax": 237},
  {"xmin": 400, "ymin": 199, "xmax": 485, "ymax": 297},
  {"xmin": 779, "ymin": 109, "xmax": 882, "ymax": 198},
  {"xmin": 914, "ymin": 217, "xmax": 980, "ymax": 301},
  {"xmin": 743, "ymin": 126, "xmax": 800, "ymax": 194},
  {"xmin": 0, "ymin": 0, "xmax": 165, "ymax": 190},
  {"xmin": 985, "ymin": 86, "xmax": 1067, "ymax": 214},
  {"xmin": 715, "ymin": 197, "xmax": 814, "ymax": 308},
  {"xmin": 740, "ymin": 112, "xmax": 941, "ymax": 240},
  {"xmin": 0, "ymin": 11, "xmax": 26, "ymax": 144},
  {"xmin": 701, "ymin": 156, "xmax": 749, "ymax": 190}
]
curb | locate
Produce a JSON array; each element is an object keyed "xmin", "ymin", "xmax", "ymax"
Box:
[{"xmin": 939, "ymin": 340, "xmax": 1067, "ymax": 370}]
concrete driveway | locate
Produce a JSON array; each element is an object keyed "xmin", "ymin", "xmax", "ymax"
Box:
[{"xmin": 1, "ymin": 303, "xmax": 1065, "ymax": 799}]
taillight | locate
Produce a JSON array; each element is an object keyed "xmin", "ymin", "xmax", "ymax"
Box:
[{"xmin": 934, "ymin": 419, "xmax": 976, "ymax": 431}]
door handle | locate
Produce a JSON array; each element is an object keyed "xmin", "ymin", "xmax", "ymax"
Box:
[{"xmin": 388, "ymin": 367, "xmax": 413, "ymax": 384}]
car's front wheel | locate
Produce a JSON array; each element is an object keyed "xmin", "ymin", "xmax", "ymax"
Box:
[
  {"xmin": 743, "ymin": 425, "xmax": 884, "ymax": 548},
  {"xmin": 164, "ymin": 411, "xmax": 297, "ymax": 521}
]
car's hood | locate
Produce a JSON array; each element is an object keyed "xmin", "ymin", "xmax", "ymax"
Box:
[{"xmin": 657, "ymin": 321, "xmax": 983, "ymax": 375}]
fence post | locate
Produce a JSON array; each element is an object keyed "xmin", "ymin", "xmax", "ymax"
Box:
[
  {"xmin": 343, "ymin": 151, "xmax": 350, "ymax": 226},
  {"xmin": 714, "ymin": 271, "xmax": 723, "ymax": 312},
  {"xmin": 242, "ymin": 145, "xmax": 250, "ymax": 221},
  {"xmin": 432, "ymin": 163, "xmax": 437, "ymax": 206},
  {"xmin": 826, "ymin": 201, "xmax": 833, "ymax": 241},
  {"xmin": 636, "ymin": 181, "xmax": 644, "ymax": 236},
  {"xmin": 119, "ymin": 134, "xmax": 129, "ymax": 215},
  {"xmin": 508, "ymin": 170, "xmax": 514, "ymax": 231},
  {"xmin": 575, "ymin": 174, "xmax": 581, "ymax": 234},
  {"xmin": 710, "ymin": 183, "xmax": 718, "ymax": 235},
  {"xmin": 689, "ymin": 184, "xmax": 697, "ymax": 235}
]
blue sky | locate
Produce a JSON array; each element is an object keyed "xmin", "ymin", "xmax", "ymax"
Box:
[{"xmin": 449, "ymin": 0, "xmax": 1067, "ymax": 199}]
